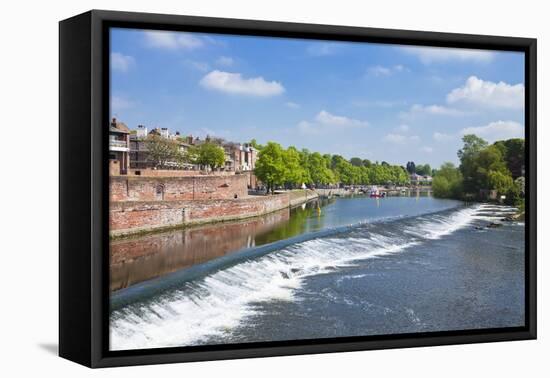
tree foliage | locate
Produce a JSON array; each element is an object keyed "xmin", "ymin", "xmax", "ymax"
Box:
[
  {"xmin": 254, "ymin": 142, "xmax": 288, "ymax": 193},
  {"xmin": 193, "ymin": 142, "xmax": 226, "ymax": 171},
  {"xmin": 254, "ymin": 142, "xmax": 409, "ymax": 191},
  {"xmin": 433, "ymin": 134, "xmax": 525, "ymax": 205},
  {"xmin": 143, "ymin": 135, "xmax": 184, "ymax": 169},
  {"xmin": 432, "ymin": 162, "xmax": 463, "ymax": 199}
]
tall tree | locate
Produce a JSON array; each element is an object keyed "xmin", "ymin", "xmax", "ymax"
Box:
[
  {"xmin": 254, "ymin": 142, "xmax": 287, "ymax": 193},
  {"xmin": 406, "ymin": 161, "xmax": 416, "ymax": 174}
]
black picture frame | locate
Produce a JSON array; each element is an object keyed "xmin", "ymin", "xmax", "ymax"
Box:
[{"xmin": 59, "ymin": 9, "xmax": 537, "ymax": 368}]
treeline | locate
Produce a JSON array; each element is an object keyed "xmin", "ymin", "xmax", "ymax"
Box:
[
  {"xmin": 432, "ymin": 134, "xmax": 525, "ymax": 205},
  {"xmin": 254, "ymin": 141, "xmax": 410, "ymax": 193}
]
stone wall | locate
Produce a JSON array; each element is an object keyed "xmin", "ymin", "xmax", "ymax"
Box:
[
  {"xmin": 109, "ymin": 194, "xmax": 290, "ymax": 236},
  {"xmin": 110, "ymin": 173, "xmax": 249, "ymax": 202}
]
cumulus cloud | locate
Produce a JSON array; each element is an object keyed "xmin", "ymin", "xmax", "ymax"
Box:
[
  {"xmin": 401, "ymin": 46, "xmax": 494, "ymax": 64},
  {"xmin": 110, "ymin": 52, "xmax": 134, "ymax": 72},
  {"xmin": 384, "ymin": 133, "xmax": 420, "ymax": 144},
  {"xmin": 367, "ymin": 64, "xmax": 408, "ymax": 77},
  {"xmin": 298, "ymin": 110, "xmax": 368, "ymax": 135},
  {"xmin": 461, "ymin": 120, "xmax": 524, "ymax": 141},
  {"xmin": 144, "ymin": 30, "xmax": 204, "ymax": 50},
  {"xmin": 199, "ymin": 70, "xmax": 285, "ymax": 97},
  {"xmin": 315, "ymin": 110, "xmax": 369, "ymax": 127},
  {"xmin": 216, "ymin": 56, "xmax": 234, "ymax": 66},
  {"xmin": 447, "ymin": 76, "xmax": 524, "ymax": 109},
  {"xmin": 395, "ymin": 124, "xmax": 410, "ymax": 132}
]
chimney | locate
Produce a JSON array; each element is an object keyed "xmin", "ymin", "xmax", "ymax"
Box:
[{"xmin": 111, "ymin": 117, "xmax": 117, "ymax": 127}]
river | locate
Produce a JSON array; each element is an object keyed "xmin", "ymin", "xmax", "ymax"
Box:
[{"xmin": 109, "ymin": 196, "xmax": 525, "ymax": 351}]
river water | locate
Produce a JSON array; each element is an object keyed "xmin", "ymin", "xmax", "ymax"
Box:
[{"xmin": 109, "ymin": 196, "xmax": 525, "ymax": 351}]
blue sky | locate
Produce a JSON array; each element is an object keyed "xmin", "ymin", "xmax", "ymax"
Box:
[{"xmin": 110, "ymin": 28, "xmax": 525, "ymax": 167}]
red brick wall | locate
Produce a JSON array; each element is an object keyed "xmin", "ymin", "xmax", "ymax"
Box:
[
  {"xmin": 109, "ymin": 194, "xmax": 290, "ymax": 236},
  {"xmin": 110, "ymin": 173, "xmax": 249, "ymax": 202},
  {"xmin": 126, "ymin": 169, "xmax": 236, "ymax": 177}
]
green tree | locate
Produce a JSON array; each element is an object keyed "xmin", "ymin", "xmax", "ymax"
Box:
[
  {"xmin": 284, "ymin": 146, "xmax": 308, "ymax": 187},
  {"xmin": 432, "ymin": 162, "xmax": 463, "ymax": 199},
  {"xmin": 307, "ymin": 152, "xmax": 336, "ymax": 185},
  {"xmin": 493, "ymin": 138, "xmax": 525, "ymax": 178},
  {"xmin": 195, "ymin": 142, "xmax": 226, "ymax": 171},
  {"xmin": 458, "ymin": 134, "xmax": 489, "ymax": 194},
  {"xmin": 415, "ymin": 164, "xmax": 432, "ymax": 176},
  {"xmin": 488, "ymin": 170, "xmax": 514, "ymax": 194},
  {"xmin": 249, "ymin": 138, "xmax": 263, "ymax": 150},
  {"xmin": 143, "ymin": 135, "xmax": 183, "ymax": 169},
  {"xmin": 255, "ymin": 142, "xmax": 287, "ymax": 193},
  {"xmin": 350, "ymin": 157, "xmax": 363, "ymax": 167}
]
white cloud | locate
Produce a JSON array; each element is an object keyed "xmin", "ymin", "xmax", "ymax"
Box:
[
  {"xmin": 384, "ymin": 133, "xmax": 420, "ymax": 144},
  {"xmin": 315, "ymin": 110, "xmax": 369, "ymax": 127},
  {"xmin": 367, "ymin": 64, "xmax": 408, "ymax": 77},
  {"xmin": 216, "ymin": 56, "xmax": 234, "ymax": 66},
  {"xmin": 111, "ymin": 96, "xmax": 134, "ymax": 111},
  {"xmin": 421, "ymin": 146, "xmax": 434, "ymax": 153},
  {"xmin": 285, "ymin": 101, "xmax": 300, "ymax": 109},
  {"xmin": 199, "ymin": 70, "xmax": 285, "ymax": 97},
  {"xmin": 402, "ymin": 46, "xmax": 494, "ymax": 64},
  {"xmin": 144, "ymin": 31, "xmax": 204, "ymax": 50},
  {"xmin": 447, "ymin": 76, "xmax": 524, "ymax": 109},
  {"xmin": 461, "ymin": 120, "xmax": 524, "ymax": 142},
  {"xmin": 433, "ymin": 132, "xmax": 455, "ymax": 142},
  {"xmin": 110, "ymin": 52, "xmax": 134, "ymax": 72},
  {"xmin": 297, "ymin": 110, "xmax": 368, "ymax": 135}
]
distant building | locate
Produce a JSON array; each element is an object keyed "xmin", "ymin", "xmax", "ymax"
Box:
[
  {"xmin": 136, "ymin": 125, "xmax": 148, "ymax": 138},
  {"xmin": 109, "ymin": 118, "xmax": 130, "ymax": 175},
  {"xmin": 126, "ymin": 124, "xmax": 257, "ymax": 174},
  {"xmin": 410, "ymin": 173, "xmax": 432, "ymax": 185}
]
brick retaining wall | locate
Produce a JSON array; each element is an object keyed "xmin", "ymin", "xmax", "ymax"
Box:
[
  {"xmin": 109, "ymin": 194, "xmax": 290, "ymax": 236},
  {"xmin": 110, "ymin": 173, "xmax": 249, "ymax": 202}
]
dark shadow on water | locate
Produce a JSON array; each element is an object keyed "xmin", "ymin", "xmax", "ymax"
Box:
[{"xmin": 38, "ymin": 343, "xmax": 58, "ymax": 355}]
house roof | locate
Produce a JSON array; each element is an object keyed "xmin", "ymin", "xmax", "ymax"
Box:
[
  {"xmin": 109, "ymin": 126, "xmax": 129, "ymax": 134},
  {"xmin": 109, "ymin": 118, "xmax": 130, "ymax": 133}
]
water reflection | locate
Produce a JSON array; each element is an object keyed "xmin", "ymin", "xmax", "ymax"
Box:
[{"xmin": 110, "ymin": 199, "xmax": 331, "ymax": 291}]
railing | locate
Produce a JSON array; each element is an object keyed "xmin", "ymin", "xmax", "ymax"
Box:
[{"xmin": 110, "ymin": 140, "xmax": 128, "ymax": 148}]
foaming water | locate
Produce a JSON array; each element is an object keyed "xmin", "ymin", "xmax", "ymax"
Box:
[{"xmin": 110, "ymin": 204, "xmax": 482, "ymax": 350}]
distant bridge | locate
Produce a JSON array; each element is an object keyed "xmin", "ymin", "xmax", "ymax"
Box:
[{"xmin": 314, "ymin": 186, "xmax": 432, "ymax": 198}]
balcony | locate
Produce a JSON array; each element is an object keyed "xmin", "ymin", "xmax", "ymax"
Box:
[{"xmin": 109, "ymin": 139, "xmax": 129, "ymax": 152}]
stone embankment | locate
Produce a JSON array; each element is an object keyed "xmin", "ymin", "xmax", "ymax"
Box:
[{"xmin": 109, "ymin": 176, "xmax": 321, "ymax": 237}]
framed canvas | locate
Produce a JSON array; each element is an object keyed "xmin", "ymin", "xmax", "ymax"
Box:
[{"xmin": 59, "ymin": 10, "xmax": 536, "ymax": 368}]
